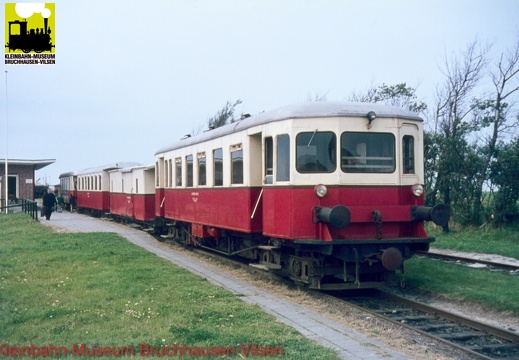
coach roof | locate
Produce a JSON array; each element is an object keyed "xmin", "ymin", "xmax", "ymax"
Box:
[
  {"xmin": 155, "ymin": 101, "xmax": 423, "ymax": 155},
  {"xmin": 76, "ymin": 162, "xmax": 143, "ymax": 176}
]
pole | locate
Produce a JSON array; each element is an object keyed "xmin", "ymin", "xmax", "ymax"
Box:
[{"xmin": 4, "ymin": 71, "xmax": 7, "ymax": 214}]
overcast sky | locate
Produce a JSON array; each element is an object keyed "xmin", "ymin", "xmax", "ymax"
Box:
[{"xmin": 1, "ymin": 0, "xmax": 518, "ymax": 186}]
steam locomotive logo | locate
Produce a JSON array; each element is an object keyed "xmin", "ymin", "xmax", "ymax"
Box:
[{"xmin": 4, "ymin": 3, "xmax": 55, "ymax": 54}]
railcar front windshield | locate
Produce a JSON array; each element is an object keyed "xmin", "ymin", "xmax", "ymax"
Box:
[
  {"xmin": 296, "ymin": 131, "xmax": 336, "ymax": 173},
  {"xmin": 341, "ymin": 132, "xmax": 395, "ymax": 173},
  {"xmin": 295, "ymin": 131, "xmax": 395, "ymax": 174}
]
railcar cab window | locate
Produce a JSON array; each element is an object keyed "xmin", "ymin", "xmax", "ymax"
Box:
[
  {"xmin": 213, "ymin": 148, "xmax": 223, "ymax": 186},
  {"xmin": 186, "ymin": 155, "xmax": 194, "ymax": 187},
  {"xmin": 402, "ymin": 135, "xmax": 415, "ymax": 174},
  {"xmin": 296, "ymin": 131, "xmax": 336, "ymax": 173},
  {"xmin": 341, "ymin": 132, "xmax": 395, "ymax": 173},
  {"xmin": 198, "ymin": 152, "xmax": 206, "ymax": 186},
  {"xmin": 175, "ymin": 158, "xmax": 182, "ymax": 186},
  {"xmin": 231, "ymin": 144, "xmax": 243, "ymax": 184}
]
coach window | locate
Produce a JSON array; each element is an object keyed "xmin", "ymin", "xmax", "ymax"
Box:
[
  {"xmin": 175, "ymin": 158, "xmax": 182, "ymax": 186},
  {"xmin": 231, "ymin": 144, "xmax": 243, "ymax": 184},
  {"xmin": 155, "ymin": 161, "xmax": 159, "ymax": 187},
  {"xmin": 296, "ymin": 131, "xmax": 336, "ymax": 173},
  {"xmin": 341, "ymin": 132, "xmax": 395, "ymax": 173},
  {"xmin": 403, "ymin": 135, "xmax": 415, "ymax": 174},
  {"xmin": 277, "ymin": 135, "xmax": 290, "ymax": 181},
  {"xmin": 164, "ymin": 160, "xmax": 169, "ymax": 188},
  {"xmin": 136, "ymin": 178, "xmax": 139, "ymax": 194},
  {"xmin": 122, "ymin": 179, "xmax": 124, "ymax": 193},
  {"xmin": 264, "ymin": 137, "xmax": 273, "ymax": 184},
  {"xmin": 168, "ymin": 159, "xmax": 173, "ymax": 187},
  {"xmin": 186, "ymin": 155, "xmax": 194, "ymax": 187},
  {"xmin": 213, "ymin": 148, "xmax": 223, "ymax": 186},
  {"xmin": 198, "ymin": 152, "xmax": 206, "ymax": 186}
]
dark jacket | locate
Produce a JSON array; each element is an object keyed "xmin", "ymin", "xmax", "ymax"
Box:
[{"xmin": 43, "ymin": 192, "xmax": 56, "ymax": 208}]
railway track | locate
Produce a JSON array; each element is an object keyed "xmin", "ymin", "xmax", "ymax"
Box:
[
  {"xmin": 141, "ymin": 223, "xmax": 519, "ymax": 358},
  {"xmin": 416, "ymin": 251, "xmax": 519, "ymax": 273},
  {"xmin": 336, "ymin": 289, "xmax": 519, "ymax": 359}
]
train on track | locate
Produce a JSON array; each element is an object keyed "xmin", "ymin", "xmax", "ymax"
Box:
[{"xmin": 59, "ymin": 102, "xmax": 449, "ymax": 290}]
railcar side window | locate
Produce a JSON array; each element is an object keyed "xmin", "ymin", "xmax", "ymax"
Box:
[
  {"xmin": 231, "ymin": 144, "xmax": 243, "ymax": 184},
  {"xmin": 296, "ymin": 131, "xmax": 336, "ymax": 173},
  {"xmin": 277, "ymin": 134, "xmax": 290, "ymax": 181},
  {"xmin": 264, "ymin": 137, "xmax": 273, "ymax": 184},
  {"xmin": 403, "ymin": 135, "xmax": 415, "ymax": 174},
  {"xmin": 198, "ymin": 152, "xmax": 206, "ymax": 186},
  {"xmin": 213, "ymin": 148, "xmax": 223, "ymax": 186},
  {"xmin": 341, "ymin": 132, "xmax": 395, "ymax": 173},
  {"xmin": 186, "ymin": 155, "xmax": 193, "ymax": 187},
  {"xmin": 155, "ymin": 161, "xmax": 159, "ymax": 187},
  {"xmin": 175, "ymin": 158, "xmax": 182, "ymax": 186}
]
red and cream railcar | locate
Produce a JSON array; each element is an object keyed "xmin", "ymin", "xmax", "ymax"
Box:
[
  {"xmin": 75, "ymin": 162, "xmax": 141, "ymax": 216},
  {"xmin": 109, "ymin": 164, "xmax": 155, "ymax": 222},
  {"xmin": 154, "ymin": 102, "xmax": 449, "ymax": 290},
  {"xmin": 59, "ymin": 171, "xmax": 77, "ymax": 211}
]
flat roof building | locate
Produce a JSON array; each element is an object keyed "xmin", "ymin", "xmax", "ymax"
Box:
[{"xmin": 0, "ymin": 159, "xmax": 55, "ymax": 205}]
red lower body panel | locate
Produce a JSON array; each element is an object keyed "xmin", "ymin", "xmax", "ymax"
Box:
[
  {"xmin": 77, "ymin": 191, "xmax": 110, "ymax": 211},
  {"xmin": 160, "ymin": 187, "xmax": 262, "ymax": 233}
]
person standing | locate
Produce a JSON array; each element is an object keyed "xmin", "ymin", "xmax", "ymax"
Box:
[{"xmin": 42, "ymin": 188, "xmax": 56, "ymax": 220}]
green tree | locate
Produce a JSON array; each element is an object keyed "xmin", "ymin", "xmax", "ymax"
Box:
[
  {"xmin": 207, "ymin": 99, "xmax": 243, "ymax": 129},
  {"xmin": 490, "ymin": 137, "xmax": 519, "ymax": 223}
]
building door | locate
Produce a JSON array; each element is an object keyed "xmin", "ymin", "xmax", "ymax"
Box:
[{"xmin": 8, "ymin": 175, "xmax": 18, "ymax": 201}]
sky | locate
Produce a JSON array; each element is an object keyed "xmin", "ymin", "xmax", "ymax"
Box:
[{"xmin": 1, "ymin": 0, "xmax": 518, "ymax": 186}]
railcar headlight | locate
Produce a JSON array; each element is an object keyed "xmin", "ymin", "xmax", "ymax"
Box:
[
  {"xmin": 315, "ymin": 184, "xmax": 328, "ymax": 198},
  {"xmin": 412, "ymin": 184, "xmax": 424, "ymax": 197}
]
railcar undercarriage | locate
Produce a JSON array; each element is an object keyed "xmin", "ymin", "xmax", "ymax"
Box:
[{"xmin": 156, "ymin": 220, "xmax": 433, "ymax": 290}]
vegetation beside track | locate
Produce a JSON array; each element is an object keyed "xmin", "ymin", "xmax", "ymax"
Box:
[
  {"xmin": 0, "ymin": 213, "xmax": 338, "ymax": 359},
  {"xmin": 427, "ymin": 223, "xmax": 519, "ymax": 259},
  {"xmin": 400, "ymin": 224, "xmax": 519, "ymax": 315}
]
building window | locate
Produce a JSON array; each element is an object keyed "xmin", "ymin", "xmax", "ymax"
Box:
[
  {"xmin": 403, "ymin": 135, "xmax": 415, "ymax": 174},
  {"xmin": 231, "ymin": 144, "xmax": 243, "ymax": 184},
  {"xmin": 213, "ymin": 148, "xmax": 223, "ymax": 186},
  {"xmin": 277, "ymin": 134, "xmax": 290, "ymax": 181},
  {"xmin": 198, "ymin": 152, "xmax": 206, "ymax": 186},
  {"xmin": 186, "ymin": 155, "xmax": 193, "ymax": 187}
]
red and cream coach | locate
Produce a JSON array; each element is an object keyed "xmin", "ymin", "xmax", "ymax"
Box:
[
  {"xmin": 74, "ymin": 162, "xmax": 140, "ymax": 217},
  {"xmin": 109, "ymin": 164, "xmax": 156, "ymax": 222},
  {"xmin": 154, "ymin": 102, "xmax": 449, "ymax": 290}
]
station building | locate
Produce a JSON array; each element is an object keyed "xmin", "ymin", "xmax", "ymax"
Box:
[{"xmin": 0, "ymin": 159, "xmax": 55, "ymax": 205}]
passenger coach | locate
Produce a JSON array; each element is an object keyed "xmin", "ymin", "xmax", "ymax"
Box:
[
  {"xmin": 109, "ymin": 164, "xmax": 155, "ymax": 222},
  {"xmin": 74, "ymin": 162, "xmax": 141, "ymax": 216},
  {"xmin": 154, "ymin": 102, "xmax": 449, "ymax": 289}
]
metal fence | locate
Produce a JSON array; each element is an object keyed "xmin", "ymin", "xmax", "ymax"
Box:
[{"xmin": 0, "ymin": 199, "xmax": 39, "ymax": 221}]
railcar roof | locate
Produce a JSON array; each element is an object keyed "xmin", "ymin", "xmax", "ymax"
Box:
[
  {"xmin": 59, "ymin": 171, "xmax": 77, "ymax": 178},
  {"xmin": 75, "ymin": 162, "xmax": 142, "ymax": 176},
  {"xmin": 155, "ymin": 101, "xmax": 423, "ymax": 155},
  {"xmin": 109, "ymin": 164, "xmax": 155, "ymax": 173}
]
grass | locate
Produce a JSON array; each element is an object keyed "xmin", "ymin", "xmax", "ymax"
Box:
[
  {"xmin": 0, "ymin": 213, "xmax": 338, "ymax": 359},
  {"xmin": 403, "ymin": 257, "xmax": 519, "ymax": 315},
  {"xmin": 400, "ymin": 223, "xmax": 519, "ymax": 316},
  {"xmin": 426, "ymin": 223, "xmax": 519, "ymax": 259}
]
